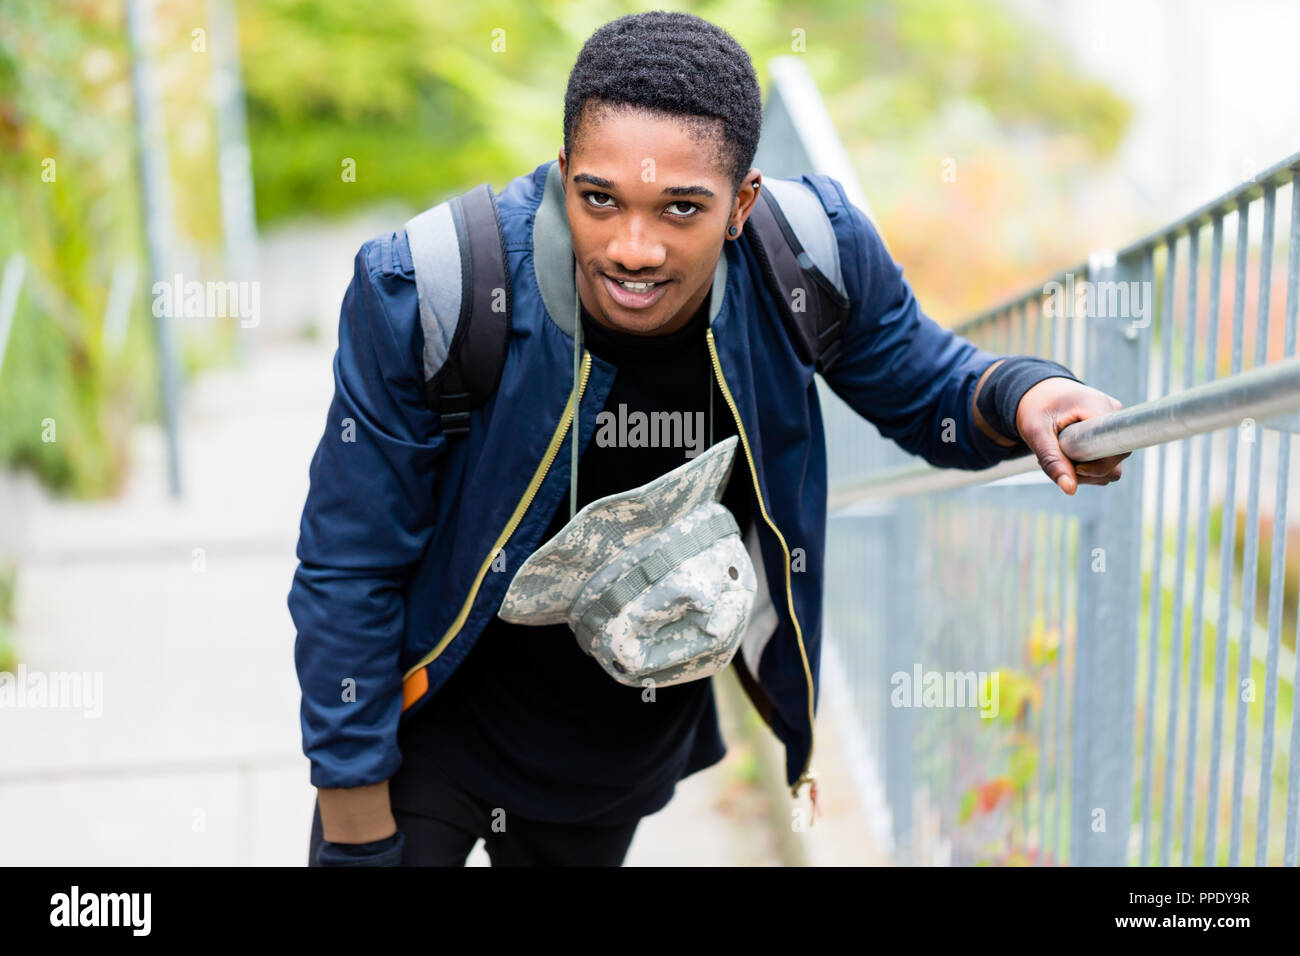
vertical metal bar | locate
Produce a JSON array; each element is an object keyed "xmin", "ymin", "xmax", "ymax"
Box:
[
  {"xmin": 1192, "ymin": 202, "xmax": 1246, "ymax": 864},
  {"xmin": 1225, "ymin": 187, "xmax": 1271, "ymax": 865},
  {"xmin": 1162, "ymin": 221, "xmax": 1204, "ymax": 865},
  {"xmin": 939, "ymin": 499, "xmax": 955, "ymax": 863},
  {"xmin": 1060, "ymin": 517, "xmax": 1076, "ymax": 862},
  {"xmin": 1019, "ymin": 501, "xmax": 1033, "ymax": 818},
  {"xmin": 1283, "ymin": 173, "xmax": 1300, "ymax": 868},
  {"xmin": 1048, "ymin": 284, "xmax": 1060, "ymax": 367},
  {"xmin": 1035, "ymin": 510, "xmax": 1051, "ymax": 856},
  {"xmin": 1133, "ymin": 244, "xmax": 1156, "ymax": 865},
  {"xmin": 960, "ymin": 502, "xmax": 989, "ymax": 861},
  {"xmin": 884, "ymin": 502, "xmax": 916, "ymax": 859},
  {"xmin": 102, "ymin": 258, "xmax": 139, "ymax": 356},
  {"xmin": 1015, "ymin": 287, "xmax": 1033, "ymax": 759},
  {"xmin": 0, "ymin": 254, "xmax": 26, "ymax": 377},
  {"xmin": 1041, "ymin": 294, "xmax": 1064, "ymax": 863},
  {"xmin": 1070, "ymin": 249, "xmax": 1146, "ymax": 865},
  {"xmin": 1220, "ymin": 202, "xmax": 1254, "ymax": 865},
  {"xmin": 127, "ymin": 0, "xmax": 183, "ymax": 497},
  {"xmin": 1010, "ymin": 501, "xmax": 1025, "ymax": 844},
  {"xmin": 1141, "ymin": 237, "xmax": 1178, "ymax": 865},
  {"xmin": 1033, "ymin": 297, "xmax": 1044, "ymax": 359},
  {"xmin": 208, "ymin": 0, "xmax": 261, "ymax": 362},
  {"xmin": 1255, "ymin": 179, "xmax": 1292, "ymax": 864},
  {"xmin": 1007, "ymin": 505, "xmax": 1020, "ymax": 668},
  {"xmin": 1064, "ymin": 274, "xmax": 1077, "ymax": 371},
  {"xmin": 1048, "ymin": 514, "xmax": 1063, "ymax": 861}
]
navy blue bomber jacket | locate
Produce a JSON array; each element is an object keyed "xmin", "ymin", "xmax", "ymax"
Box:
[{"xmin": 287, "ymin": 158, "xmax": 1076, "ymax": 801}]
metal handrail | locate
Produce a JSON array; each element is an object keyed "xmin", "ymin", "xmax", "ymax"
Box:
[{"xmin": 829, "ymin": 354, "xmax": 1300, "ymax": 508}]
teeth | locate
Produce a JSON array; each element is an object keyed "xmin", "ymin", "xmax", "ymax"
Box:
[{"xmin": 616, "ymin": 280, "xmax": 657, "ymax": 292}]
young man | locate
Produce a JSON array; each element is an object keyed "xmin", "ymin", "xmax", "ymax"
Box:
[{"xmin": 290, "ymin": 11, "xmax": 1128, "ymax": 867}]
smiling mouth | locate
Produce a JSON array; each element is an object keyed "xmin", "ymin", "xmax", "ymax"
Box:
[{"xmin": 601, "ymin": 273, "xmax": 671, "ymax": 310}]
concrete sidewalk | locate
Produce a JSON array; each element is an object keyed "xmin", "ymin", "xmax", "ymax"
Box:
[{"xmin": 1, "ymin": 340, "xmax": 335, "ymax": 865}]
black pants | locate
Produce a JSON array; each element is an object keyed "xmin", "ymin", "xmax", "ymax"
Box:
[{"xmin": 307, "ymin": 743, "xmax": 642, "ymax": 867}]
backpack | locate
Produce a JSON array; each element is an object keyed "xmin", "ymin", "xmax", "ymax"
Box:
[{"xmin": 402, "ymin": 173, "xmax": 851, "ymax": 439}]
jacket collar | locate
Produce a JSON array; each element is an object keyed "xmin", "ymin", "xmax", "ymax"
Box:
[{"xmin": 532, "ymin": 160, "xmax": 729, "ymax": 337}]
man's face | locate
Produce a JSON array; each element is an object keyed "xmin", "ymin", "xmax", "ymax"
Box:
[{"xmin": 558, "ymin": 106, "xmax": 760, "ymax": 336}]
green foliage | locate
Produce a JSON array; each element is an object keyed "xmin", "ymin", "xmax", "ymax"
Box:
[
  {"xmin": 238, "ymin": 0, "xmax": 1129, "ymax": 226},
  {"xmin": 1, "ymin": 0, "xmax": 242, "ymax": 497},
  {"xmin": 0, "ymin": 0, "xmax": 153, "ymax": 496},
  {"xmin": 238, "ymin": 0, "xmax": 576, "ymax": 220}
]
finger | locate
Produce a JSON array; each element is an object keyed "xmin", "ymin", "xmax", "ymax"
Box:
[
  {"xmin": 1076, "ymin": 455, "xmax": 1125, "ymax": 479},
  {"xmin": 1022, "ymin": 415, "xmax": 1078, "ymax": 495},
  {"xmin": 1081, "ymin": 465, "xmax": 1126, "ymax": 485}
]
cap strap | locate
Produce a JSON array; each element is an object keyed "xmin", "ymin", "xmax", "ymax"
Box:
[{"xmin": 575, "ymin": 509, "xmax": 740, "ymax": 638}]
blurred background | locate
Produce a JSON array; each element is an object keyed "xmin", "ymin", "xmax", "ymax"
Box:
[{"xmin": 1, "ymin": 0, "xmax": 1298, "ymax": 866}]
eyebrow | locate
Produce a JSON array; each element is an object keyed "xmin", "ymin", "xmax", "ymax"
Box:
[{"xmin": 572, "ymin": 173, "xmax": 715, "ymax": 199}]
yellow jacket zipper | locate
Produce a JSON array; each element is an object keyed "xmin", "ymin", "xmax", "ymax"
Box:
[
  {"xmin": 402, "ymin": 351, "xmax": 594, "ymax": 682},
  {"xmin": 705, "ymin": 328, "xmax": 817, "ymax": 801}
]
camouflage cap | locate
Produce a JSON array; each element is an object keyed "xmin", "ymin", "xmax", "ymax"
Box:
[{"xmin": 498, "ymin": 434, "xmax": 757, "ymax": 687}]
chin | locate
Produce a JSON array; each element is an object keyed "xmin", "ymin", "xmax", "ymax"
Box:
[{"xmin": 600, "ymin": 304, "xmax": 667, "ymax": 335}]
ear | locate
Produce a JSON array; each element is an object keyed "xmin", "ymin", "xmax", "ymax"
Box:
[
  {"xmin": 557, "ymin": 147, "xmax": 567, "ymax": 190},
  {"xmin": 728, "ymin": 169, "xmax": 763, "ymax": 239}
]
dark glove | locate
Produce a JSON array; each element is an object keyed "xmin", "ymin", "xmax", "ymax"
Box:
[{"xmin": 315, "ymin": 829, "xmax": 405, "ymax": 867}]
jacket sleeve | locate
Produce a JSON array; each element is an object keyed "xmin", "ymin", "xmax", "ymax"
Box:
[
  {"xmin": 815, "ymin": 176, "xmax": 1036, "ymax": 470},
  {"xmin": 287, "ymin": 233, "xmax": 446, "ymax": 789}
]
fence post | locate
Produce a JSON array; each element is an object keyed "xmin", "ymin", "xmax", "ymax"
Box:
[
  {"xmin": 1069, "ymin": 249, "xmax": 1149, "ymax": 864},
  {"xmin": 883, "ymin": 498, "xmax": 918, "ymax": 862},
  {"xmin": 0, "ymin": 254, "xmax": 25, "ymax": 378},
  {"xmin": 127, "ymin": 0, "xmax": 184, "ymax": 498},
  {"xmin": 208, "ymin": 0, "xmax": 260, "ymax": 364}
]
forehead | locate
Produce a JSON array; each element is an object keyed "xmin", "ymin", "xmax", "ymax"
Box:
[{"xmin": 571, "ymin": 103, "xmax": 728, "ymax": 186}]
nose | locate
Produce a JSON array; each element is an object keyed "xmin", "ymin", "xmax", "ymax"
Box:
[{"xmin": 606, "ymin": 215, "xmax": 666, "ymax": 274}]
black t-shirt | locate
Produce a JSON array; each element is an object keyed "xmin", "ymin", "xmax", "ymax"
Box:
[{"xmin": 399, "ymin": 292, "xmax": 755, "ymax": 826}]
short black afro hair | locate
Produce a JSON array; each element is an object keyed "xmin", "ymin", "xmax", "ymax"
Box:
[{"xmin": 563, "ymin": 11, "xmax": 763, "ymax": 198}]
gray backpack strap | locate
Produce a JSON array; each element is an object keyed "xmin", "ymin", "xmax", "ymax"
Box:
[
  {"xmin": 746, "ymin": 178, "xmax": 850, "ymax": 373},
  {"xmin": 403, "ymin": 183, "xmax": 511, "ymax": 437}
]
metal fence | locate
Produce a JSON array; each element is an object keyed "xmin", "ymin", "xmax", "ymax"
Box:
[
  {"xmin": 757, "ymin": 56, "xmax": 1300, "ymax": 866},
  {"xmin": 824, "ymin": 154, "xmax": 1300, "ymax": 867}
]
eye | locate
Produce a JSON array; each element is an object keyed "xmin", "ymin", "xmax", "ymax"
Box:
[
  {"xmin": 667, "ymin": 201, "xmax": 702, "ymax": 219},
  {"xmin": 583, "ymin": 191, "xmax": 615, "ymax": 209}
]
